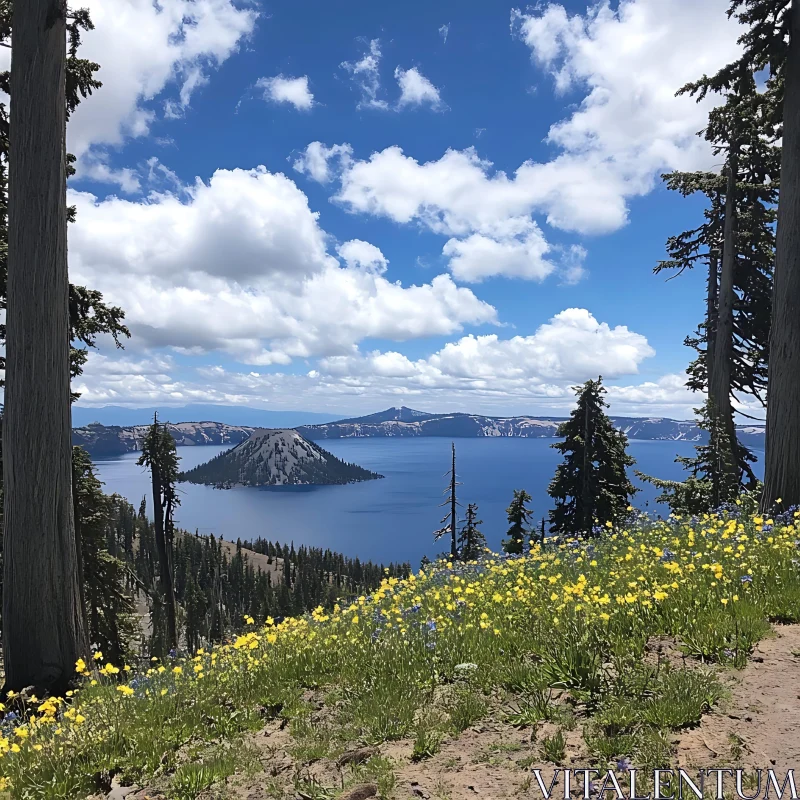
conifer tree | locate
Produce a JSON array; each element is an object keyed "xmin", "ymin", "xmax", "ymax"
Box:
[
  {"xmin": 138, "ymin": 415, "xmax": 180, "ymax": 652},
  {"xmin": 503, "ymin": 490, "xmax": 532, "ymax": 555},
  {"xmin": 638, "ymin": 400, "xmax": 738, "ymax": 516},
  {"xmin": 72, "ymin": 447, "xmax": 137, "ymax": 664},
  {"xmin": 657, "ymin": 73, "xmax": 778, "ymax": 498},
  {"xmin": 434, "ymin": 443, "xmax": 460, "ymax": 560},
  {"xmin": 3, "ymin": 0, "xmax": 90, "ymax": 694},
  {"xmin": 548, "ymin": 378, "xmax": 637, "ymax": 536},
  {"xmin": 682, "ymin": 0, "xmax": 798, "ymax": 507},
  {"xmin": 0, "ymin": 0, "xmax": 130, "ymax": 693},
  {"xmin": 0, "ymin": 4, "xmax": 129, "ymax": 390},
  {"xmin": 458, "ymin": 503, "xmax": 486, "ymax": 561}
]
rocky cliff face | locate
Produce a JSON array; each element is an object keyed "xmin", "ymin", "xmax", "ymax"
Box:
[
  {"xmin": 177, "ymin": 429, "xmax": 383, "ymax": 487},
  {"xmin": 72, "ymin": 421, "xmax": 255, "ymax": 457},
  {"xmin": 73, "ymin": 407, "xmax": 767, "ymax": 457}
]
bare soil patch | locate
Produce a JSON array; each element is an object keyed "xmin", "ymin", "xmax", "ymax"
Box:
[{"xmin": 118, "ymin": 624, "xmax": 800, "ymax": 800}]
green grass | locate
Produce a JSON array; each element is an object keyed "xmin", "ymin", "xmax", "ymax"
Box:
[
  {"xmin": 1, "ymin": 502, "xmax": 798, "ymax": 798},
  {"xmin": 540, "ymin": 729, "xmax": 566, "ymax": 763}
]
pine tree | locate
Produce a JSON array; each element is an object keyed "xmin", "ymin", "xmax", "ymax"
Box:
[
  {"xmin": 0, "ymin": 5, "xmax": 129, "ymax": 392},
  {"xmin": 638, "ymin": 400, "xmax": 743, "ymax": 516},
  {"xmin": 548, "ymin": 378, "xmax": 637, "ymax": 537},
  {"xmin": 683, "ymin": 0, "xmax": 799, "ymax": 507},
  {"xmin": 434, "ymin": 443, "xmax": 460, "ymax": 561},
  {"xmin": 458, "ymin": 503, "xmax": 486, "ymax": 561},
  {"xmin": 72, "ymin": 447, "xmax": 137, "ymax": 664},
  {"xmin": 2, "ymin": 0, "xmax": 90, "ymax": 693},
  {"xmin": 0, "ymin": 1, "xmax": 130, "ymax": 693},
  {"xmin": 656, "ymin": 74, "xmax": 778, "ymax": 499},
  {"xmin": 138, "ymin": 415, "xmax": 180, "ymax": 653},
  {"xmin": 503, "ymin": 490, "xmax": 533, "ymax": 555}
]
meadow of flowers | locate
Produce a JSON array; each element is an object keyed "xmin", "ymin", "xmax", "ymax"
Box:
[{"xmin": 2, "ymin": 497, "xmax": 800, "ymax": 799}]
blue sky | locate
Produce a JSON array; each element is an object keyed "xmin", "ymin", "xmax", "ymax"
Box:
[{"xmin": 64, "ymin": 0, "xmax": 750, "ymax": 419}]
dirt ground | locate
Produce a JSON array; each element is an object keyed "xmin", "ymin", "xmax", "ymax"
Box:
[
  {"xmin": 119, "ymin": 624, "xmax": 800, "ymax": 800},
  {"xmin": 674, "ymin": 623, "xmax": 800, "ymax": 771}
]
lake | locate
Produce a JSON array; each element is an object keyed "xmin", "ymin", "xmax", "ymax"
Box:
[{"xmin": 92, "ymin": 438, "xmax": 764, "ymax": 566}]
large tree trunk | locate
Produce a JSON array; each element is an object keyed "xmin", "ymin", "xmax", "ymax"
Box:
[
  {"xmin": 450, "ymin": 443, "xmax": 457, "ymax": 561},
  {"xmin": 706, "ymin": 247, "xmax": 719, "ymax": 389},
  {"xmin": 163, "ymin": 494, "xmax": 178, "ymax": 650},
  {"xmin": 763, "ymin": 0, "xmax": 800, "ymax": 510},
  {"xmin": 3, "ymin": 0, "xmax": 88, "ymax": 693},
  {"xmin": 150, "ymin": 462, "xmax": 178, "ymax": 651},
  {"xmin": 581, "ymin": 398, "xmax": 592, "ymax": 533},
  {"xmin": 710, "ymin": 152, "xmax": 740, "ymax": 495}
]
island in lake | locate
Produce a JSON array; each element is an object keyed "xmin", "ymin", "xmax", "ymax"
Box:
[{"xmin": 177, "ymin": 428, "xmax": 383, "ymax": 487}]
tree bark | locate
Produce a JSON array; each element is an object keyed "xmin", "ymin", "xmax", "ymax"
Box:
[
  {"xmin": 711, "ymin": 151, "xmax": 740, "ymax": 493},
  {"xmin": 3, "ymin": 0, "xmax": 88, "ymax": 693},
  {"xmin": 763, "ymin": 0, "xmax": 800, "ymax": 510},
  {"xmin": 163, "ymin": 492, "xmax": 178, "ymax": 649},
  {"xmin": 150, "ymin": 460, "xmax": 177, "ymax": 651},
  {"xmin": 581, "ymin": 398, "xmax": 592, "ymax": 533},
  {"xmin": 450, "ymin": 443, "xmax": 457, "ymax": 561},
  {"xmin": 706, "ymin": 247, "xmax": 720, "ymax": 389}
]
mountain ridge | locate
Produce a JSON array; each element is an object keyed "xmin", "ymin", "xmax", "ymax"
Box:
[
  {"xmin": 72, "ymin": 406, "xmax": 767, "ymax": 457},
  {"xmin": 71, "ymin": 404, "xmax": 334, "ymax": 429},
  {"xmin": 296, "ymin": 406, "xmax": 766, "ymax": 448}
]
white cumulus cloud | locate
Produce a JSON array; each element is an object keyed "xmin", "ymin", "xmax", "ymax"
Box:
[
  {"xmin": 296, "ymin": 0, "xmax": 744, "ymax": 285},
  {"xmin": 68, "ymin": 0, "xmax": 257, "ymax": 188},
  {"xmin": 394, "ymin": 67, "xmax": 444, "ymax": 110},
  {"xmin": 321, "ymin": 308, "xmax": 655, "ymax": 390},
  {"xmin": 293, "ymin": 142, "xmax": 353, "ymax": 184},
  {"xmin": 442, "ymin": 221, "xmax": 556, "ymax": 283},
  {"xmin": 257, "ymin": 75, "xmax": 315, "ymax": 110},
  {"xmin": 337, "ymin": 240, "xmax": 389, "ymax": 274},
  {"xmin": 69, "ymin": 166, "xmax": 497, "ymax": 365}
]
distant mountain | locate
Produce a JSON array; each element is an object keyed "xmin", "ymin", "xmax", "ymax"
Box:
[
  {"xmin": 178, "ymin": 429, "xmax": 383, "ymax": 487},
  {"xmin": 73, "ymin": 406, "xmax": 767, "ymax": 458},
  {"xmin": 330, "ymin": 407, "xmax": 439, "ymax": 425},
  {"xmin": 71, "ymin": 404, "xmax": 335, "ymax": 429},
  {"xmin": 73, "ymin": 421, "xmax": 255, "ymax": 458},
  {"xmin": 296, "ymin": 406, "xmax": 766, "ymax": 446}
]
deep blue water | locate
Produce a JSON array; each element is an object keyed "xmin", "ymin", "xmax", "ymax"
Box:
[{"xmin": 92, "ymin": 438, "xmax": 764, "ymax": 566}]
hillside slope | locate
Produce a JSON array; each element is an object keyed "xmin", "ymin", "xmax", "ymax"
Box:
[
  {"xmin": 7, "ymin": 507, "xmax": 798, "ymax": 798},
  {"xmin": 297, "ymin": 406, "xmax": 766, "ymax": 446},
  {"xmin": 177, "ymin": 428, "xmax": 383, "ymax": 487}
]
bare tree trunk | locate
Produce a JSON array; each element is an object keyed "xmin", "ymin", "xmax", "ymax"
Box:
[
  {"xmin": 581, "ymin": 399, "xmax": 591, "ymax": 532},
  {"xmin": 3, "ymin": 0, "xmax": 88, "ymax": 693},
  {"xmin": 163, "ymin": 493, "xmax": 178, "ymax": 650},
  {"xmin": 764, "ymin": 0, "xmax": 800, "ymax": 510},
  {"xmin": 706, "ymin": 247, "xmax": 720, "ymax": 389},
  {"xmin": 150, "ymin": 462, "xmax": 177, "ymax": 651},
  {"xmin": 450, "ymin": 443, "xmax": 457, "ymax": 561},
  {"xmin": 711, "ymin": 152, "xmax": 740, "ymax": 493}
]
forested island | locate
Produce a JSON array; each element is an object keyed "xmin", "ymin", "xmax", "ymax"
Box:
[{"xmin": 177, "ymin": 428, "xmax": 383, "ymax": 487}]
